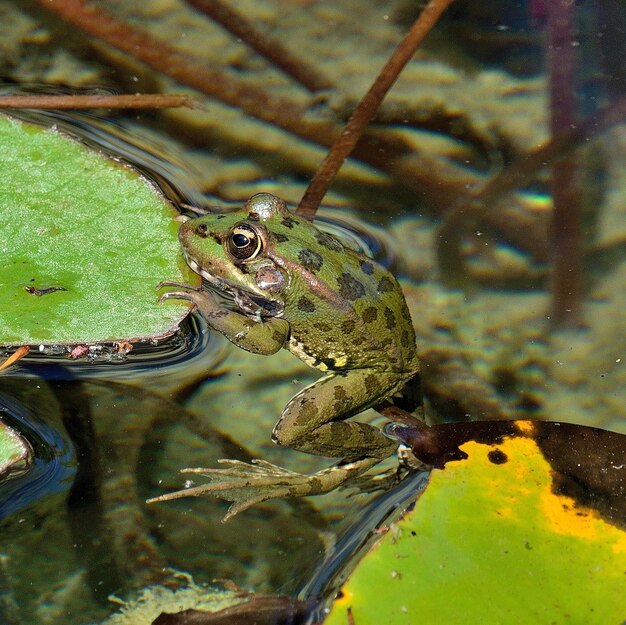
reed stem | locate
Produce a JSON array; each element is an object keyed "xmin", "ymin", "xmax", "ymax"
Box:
[
  {"xmin": 296, "ymin": 0, "xmax": 456, "ymax": 219},
  {"xmin": 547, "ymin": 0, "xmax": 582, "ymax": 327},
  {"xmin": 0, "ymin": 93, "xmax": 193, "ymax": 109},
  {"xmin": 185, "ymin": 0, "xmax": 333, "ymax": 93}
]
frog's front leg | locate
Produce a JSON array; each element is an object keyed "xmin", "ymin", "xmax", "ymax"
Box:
[{"xmin": 159, "ymin": 284, "xmax": 289, "ymax": 355}]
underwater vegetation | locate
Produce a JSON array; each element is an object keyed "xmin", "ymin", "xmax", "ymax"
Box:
[{"xmin": 0, "ymin": 0, "xmax": 624, "ymax": 623}]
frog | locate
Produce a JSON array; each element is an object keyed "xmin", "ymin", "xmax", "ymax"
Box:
[{"xmin": 149, "ymin": 193, "xmax": 420, "ymax": 520}]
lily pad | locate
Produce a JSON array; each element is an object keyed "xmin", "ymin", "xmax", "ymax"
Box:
[
  {"xmin": 0, "ymin": 114, "xmax": 198, "ymax": 346},
  {"xmin": 323, "ymin": 420, "xmax": 626, "ymax": 625}
]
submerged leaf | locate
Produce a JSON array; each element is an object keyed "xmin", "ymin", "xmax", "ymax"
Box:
[{"xmin": 0, "ymin": 114, "xmax": 198, "ymax": 346}]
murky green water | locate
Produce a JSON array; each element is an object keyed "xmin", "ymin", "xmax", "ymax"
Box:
[{"xmin": 0, "ymin": 0, "xmax": 624, "ymax": 622}]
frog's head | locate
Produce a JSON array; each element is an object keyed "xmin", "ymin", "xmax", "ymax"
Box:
[{"xmin": 178, "ymin": 193, "xmax": 309, "ymax": 318}]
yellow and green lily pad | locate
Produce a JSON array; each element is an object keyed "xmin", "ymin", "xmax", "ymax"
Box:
[
  {"xmin": 0, "ymin": 114, "xmax": 198, "ymax": 347},
  {"xmin": 323, "ymin": 420, "xmax": 626, "ymax": 625}
]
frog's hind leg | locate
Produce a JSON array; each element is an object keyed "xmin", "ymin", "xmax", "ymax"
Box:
[
  {"xmin": 147, "ymin": 370, "xmax": 402, "ymax": 521},
  {"xmin": 272, "ymin": 369, "xmax": 401, "ymax": 461}
]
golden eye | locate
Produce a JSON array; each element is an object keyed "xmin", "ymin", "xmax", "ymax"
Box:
[{"xmin": 226, "ymin": 223, "xmax": 263, "ymax": 260}]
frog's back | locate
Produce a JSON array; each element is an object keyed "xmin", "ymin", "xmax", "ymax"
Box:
[{"xmin": 266, "ymin": 218, "xmax": 418, "ymax": 375}]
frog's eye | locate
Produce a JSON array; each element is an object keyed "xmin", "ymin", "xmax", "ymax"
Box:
[{"xmin": 226, "ymin": 223, "xmax": 263, "ymax": 261}]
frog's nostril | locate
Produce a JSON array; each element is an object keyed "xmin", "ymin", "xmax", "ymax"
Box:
[{"xmin": 197, "ymin": 223, "xmax": 209, "ymax": 237}]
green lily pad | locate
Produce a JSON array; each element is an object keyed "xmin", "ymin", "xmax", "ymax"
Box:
[
  {"xmin": 0, "ymin": 114, "xmax": 198, "ymax": 346},
  {"xmin": 324, "ymin": 420, "xmax": 626, "ymax": 625},
  {"xmin": 0, "ymin": 419, "xmax": 32, "ymax": 481}
]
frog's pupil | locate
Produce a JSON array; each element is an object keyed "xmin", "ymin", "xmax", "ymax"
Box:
[{"xmin": 233, "ymin": 233, "xmax": 250, "ymax": 247}]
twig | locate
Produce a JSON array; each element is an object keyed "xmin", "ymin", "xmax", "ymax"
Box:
[
  {"xmin": 184, "ymin": 0, "xmax": 333, "ymax": 93},
  {"xmin": 547, "ymin": 0, "xmax": 581, "ymax": 327},
  {"xmin": 436, "ymin": 96, "xmax": 626, "ymax": 287},
  {"xmin": 35, "ymin": 0, "xmax": 474, "ymax": 215},
  {"xmin": 0, "ymin": 93, "xmax": 194, "ymax": 109},
  {"xmin": 34, "ymin": 0, "xmax": 323, "ymax": 142},
  {"xmin": 296, "ymin": 0, "xmax": 456, "ymax": 219},
  {"xmin": 0, "ymin": 346, "xmax": 29, "ymax": 372}
]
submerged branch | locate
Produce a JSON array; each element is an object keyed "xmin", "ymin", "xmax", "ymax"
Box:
[
  {"xmin": 547, "ymin": 0, "xmax": 581, "ymax": 327},
  {"xmin": 0, "ymin": 93, "xmax": 194, "ymax": 109},
  {"xmin": 185, "ymin": 0, "xmax": 333, "ymax": 93},
  {"xmin": 34, "ymin": 0, "xmax": 319, "ymax": 136},
  {"xmin": 297, "ymin": 0, "xmax": 456, "ymax": 219},
  {"xmin": 36, "ymin": 0, "xmax": 472, "ymax": 216}
]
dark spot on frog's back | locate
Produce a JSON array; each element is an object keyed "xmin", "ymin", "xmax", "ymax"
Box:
[
  {"xmin": 281, "ymin": 216, "xmax": 298, "ymax": 229},
  {"xmin": 315, "ymin": 321, "xmax": 332, "ymax": 332},
  {"xmin": 337, "ymin": 273, "xmax": 366, "ymax": 301},
  {"xmin": 384, "ymin": 307, "xmax": 396, "ymax": 330},
  {"xmin": 274, "ymin": 232, "xmax": 289, "ymax": 243},
  {"xmin": 341, "ymin": 319, "xmax": 356, "ymax": 334},
  {"xmin": 364, "ymin": 374, "xmax": 378, "ymax": 394},
  {"xmin": 362, "ymin": 306, "xmax": 378, "ymax": 323},
  {"xmin": 315, "ymin": 231, "xmax": 343, "ymax": 251},
  {"xmin": 297, "ymin": 296, "xmax": 316, "ymax": 313},
  {"xmin": 401, "ymin": 328, "xmax": 411, "ymax": 347},
  {"xmin": 360, "ymin": 260, "xmax": 374, "ymax": 275},
  {"xmin": 298, "ymin": 248, "xmax": 323, "ymax": 272},
  {"xmin": 377, "ymin": 276, "xmax": 395, "ymax": 293}
]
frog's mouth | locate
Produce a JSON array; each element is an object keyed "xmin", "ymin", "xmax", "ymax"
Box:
[{"xmin": 185, "ymin": 255, "xmax": 284, "ymax": 318}]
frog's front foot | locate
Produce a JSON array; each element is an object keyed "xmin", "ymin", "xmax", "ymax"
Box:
[
  {"xmin": 156, "ymin": 281, "xmax": 202, "ymax": 306},
  {"xmin": 147, "ymin": 457, "xmax": 380, "ymax": 522}
]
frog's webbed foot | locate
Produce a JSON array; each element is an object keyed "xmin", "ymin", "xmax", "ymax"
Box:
[{"xmin": 147, "ymin": 457, "xmax": 380, "ymax": 522}]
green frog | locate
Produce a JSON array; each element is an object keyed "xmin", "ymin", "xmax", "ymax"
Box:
[{"xmin": 149, "ymin": 193, "xmax": 420, "ymax": 520}]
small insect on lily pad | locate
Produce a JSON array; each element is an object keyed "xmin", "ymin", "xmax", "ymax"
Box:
[{"xmin": 0, "ymin": 114, "xmax": 199, "ymax": 347}]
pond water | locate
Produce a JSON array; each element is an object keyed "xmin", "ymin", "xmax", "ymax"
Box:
[{"xmin": 0, "ymin": 1, "xmax": 624, "ymax": 623}]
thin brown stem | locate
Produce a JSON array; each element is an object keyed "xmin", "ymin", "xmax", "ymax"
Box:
[
  {"xmin": 0, "ymin": 93, "xmax": 194, "ymax": 109},
  {"xmin": 0, "ymin": 346, "xmax": 30, "ymax": 371},
  {"xmin": 296, "ymin": 0, "xmax": 456, "ymax": 219},
  {"xmin": 184, "ymin": 0, "xmax": 333, "ymax": 93},
  {"xmin": 35, "ymin": 0, "xmax": 319, "ymax": 137},
  {"xmin": 35, "ymin": 0, "xmax": 473, "ymax": 214},
  {"xmin": 547, "ymin": 0, "xmax": 581, "ymax": 327},
  {"xmin": 436, "ymin": 96, "xmax": 626, "ymax": 287}
]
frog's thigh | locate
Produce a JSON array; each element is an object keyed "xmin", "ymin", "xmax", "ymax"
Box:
[{"xmin": 272, "ymin": 370, "xmax": 399, "ymax": 460}]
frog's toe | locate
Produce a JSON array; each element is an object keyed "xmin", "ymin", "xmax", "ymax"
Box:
[
  {"xmin": 146, "ymin": 459, "xmax": 308, "ymax": 522},
  {"xmin": 156, "ymin": 280, "xmax": 196, "ymax": 290},
  {"xmin": 158, "ymin": 290, "xmax": 194, "ymax": 305}
]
